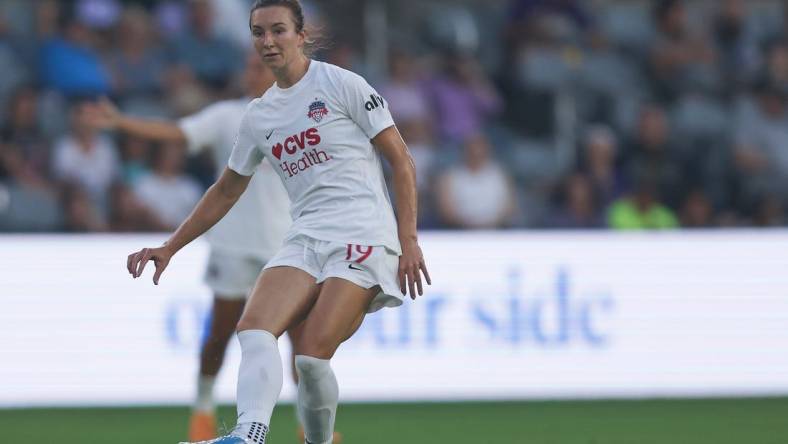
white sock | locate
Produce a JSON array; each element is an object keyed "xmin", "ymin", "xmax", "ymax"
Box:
[
  {"xmin": 295, "ymin": 355, "xmax": 338, "ymax": 444},
  {"xmin": 234, "ymin": 330, "xmax": 283, "ymax": 443},
  {"xmin": 194, "ymin": 374, "xmax": 216, "ymax": 413}
]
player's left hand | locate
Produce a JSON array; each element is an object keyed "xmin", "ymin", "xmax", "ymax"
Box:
[
  {"xmin": 127, "ymin": 245, "xmax": 173, "ymax": 285},
  {"xmin": 398, "ymin": 238, "xmax": 431, "ymax": 299}
]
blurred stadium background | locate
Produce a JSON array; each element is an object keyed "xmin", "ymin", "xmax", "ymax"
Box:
[{"xmin": 2, "ymin": 0, "xmax": 788, "ymax": 443}]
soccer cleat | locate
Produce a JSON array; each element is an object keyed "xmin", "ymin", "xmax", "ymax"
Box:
[
  {"xmin": 180, "ymin": 422, "xmax": 269, "ymax": 444},
  {"xmin": 188, "ymin": 412, "xmax": 218, "ymax": 441},
  {"xmin": 178, "ymin": 435, "xmax": 252, "ymax": 444},
  {"xmin": 297, "ymin": 427, "xmax": 343, "ymax": 443}
]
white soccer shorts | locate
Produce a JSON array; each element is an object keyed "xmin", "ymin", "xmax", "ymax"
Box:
[
  {"xmin": 204, "ymin": 250, "xmax": 269, "ymax": 299},
  {"xmin": 263, "ymin": 234, "xmax": 404, "ymax": 312}
]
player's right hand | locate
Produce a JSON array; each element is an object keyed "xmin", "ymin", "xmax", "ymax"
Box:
[
  {"xmin": 83, "ymin": 97, "xmax": 120, "ymax": 130},
  {"xmin": 127, "ymin": 245, "xmax": 173, "ymax": 285}
]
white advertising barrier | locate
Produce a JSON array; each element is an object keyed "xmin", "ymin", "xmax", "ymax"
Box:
[{"xmin": 1, "ymin": 231, "xmax": 788, "ymax": 407}]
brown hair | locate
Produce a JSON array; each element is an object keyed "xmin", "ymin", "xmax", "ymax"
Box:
[
  {"xmin": 249, "ymin": 0, "xmax": 305, "ymax": 32},
  {"xmin": 249, "ymin": 0, "xmax": 326, "ymax": 55}
]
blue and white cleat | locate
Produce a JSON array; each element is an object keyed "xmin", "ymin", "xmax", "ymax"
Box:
[
  {"xmin": 178, "ymin": 435, "xmax": 253, "ymax": 444},
  {"xmin": 179, "ymin": 422, "xmax": 268, "ymax": 444}
]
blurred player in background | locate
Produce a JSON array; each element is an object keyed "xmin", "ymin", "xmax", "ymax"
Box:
[
  {"xmin": 126, "ymin": 0, "xmax": 430, "ymax": 443},
  {"xmin": 88, "ymin": 54, "xmax": 337, "ymax": 442}
]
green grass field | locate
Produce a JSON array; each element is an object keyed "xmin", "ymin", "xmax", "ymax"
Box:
[{"xmin": 2, "ymin": 398, "xmax": 787, "ymax": 444}]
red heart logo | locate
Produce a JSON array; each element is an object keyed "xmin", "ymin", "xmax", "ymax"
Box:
[{"xmin": 271, "ymin": 143, "xmax": 283, "ymax": 160}]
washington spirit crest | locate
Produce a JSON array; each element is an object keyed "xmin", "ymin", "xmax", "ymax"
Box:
[{"xmin": 307, "ymin": 98, "xmax": 329, "ymax": 123}]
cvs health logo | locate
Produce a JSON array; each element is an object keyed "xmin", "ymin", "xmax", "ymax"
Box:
[
  {"xmin": 271, "ymin": 127, "xmax": 321, "ymax": 160},
  {"xmin": 271, "ymin": 127, "xmax": 332, "ymax": 178}
]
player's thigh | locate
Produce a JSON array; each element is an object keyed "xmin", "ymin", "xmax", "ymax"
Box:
[
  {"xmin": 237, "ymin": 266, "xmax": 320, "ymax": 336},
  {"xmin": 293, "ymin": 277, "xmax": 377, "ymax": 359}
]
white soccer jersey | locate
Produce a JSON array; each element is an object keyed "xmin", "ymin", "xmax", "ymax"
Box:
[
  {"xmin": 228, "ymin": 61, "xmax": 401, "ymax": 254},
  {"xmin": 179, "ymin": 98, "xmax": 291, "ymax": 260}
]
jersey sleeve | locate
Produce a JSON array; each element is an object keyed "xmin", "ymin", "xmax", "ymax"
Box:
[
  {"xmin": 228, "ymin": 107, "xmax": 264, "ymax": 176},
  {"xmin": 339, "ymin": 71, "xmax": 396, "ymax": 140},
  {"xmin": 177, "ymin": 103, "xmax": 224, "ymax": 155}
]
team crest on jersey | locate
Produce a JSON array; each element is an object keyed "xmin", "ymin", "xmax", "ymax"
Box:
[{"xmin": 307, "ymin": 98, "xmax": 329, "ymax": 123}]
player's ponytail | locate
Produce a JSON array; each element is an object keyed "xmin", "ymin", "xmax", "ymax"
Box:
[{"xmin": 249, "ymin": 0, "xmax": 326, "ymax": 57}]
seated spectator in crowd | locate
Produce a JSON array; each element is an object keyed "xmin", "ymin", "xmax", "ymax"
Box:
[
  {"xmin": 168, "ymin": 0, "xmax": 242, "ymax": 91},
  {"xmin": 679, "ymin": 188, "xmax": 715, "ymax": 228},
  {"xmin": 623, "ymin": 104, "xmax": 685, "ymax": 208},
  {"xmin": 763, "ymin": 39, "xmax": 788, "ymax": 95},
  {"xmin": 133, "ymin": 142, "xmax": 201, "ymax": 229},
  {"xmin": 579, "ymin": 124, "xmax": 626, "ymax": 206},
  {"xmin": 648, "ymin": 0, "xmax": 719, "ymax": 104},
  {"xmin": 426, "ymin": 51, "xmax": 502, "ymax": 144},
  {"xmin": 39, "ymin": 6, "xmax": 110, "ymax": 97},
  {"xmin": 547, "ymin": 173, "xmax": 604, "ymax": 229},
  {"xmin": 51, "ymin": 99, "xmax": 120, "ymax": 217},
  {"xmin": 397, "ymin": 120, "xmax": 438, "ymax": 226},
  {"xmin": 0, "ymin": 10, "xmax": 29, "ymax": 111},
  {"xmin": 60, "ymin": 182, "xmax": 106, "ymax": 232},
  {"xmin": 733, "ymin": 79, "xmax": 788, "ymax": 210},
  {"xmin": 607, "ymin": 177, "xmax": 678, "ymax": 230},
  {"xmin": 104, "ymin": 6, "xmax": 167, "ymax": 99},
  {"xmin": 380, "ymin": 49, "xmax": 432, "ymax": 125},
  {"xmin": 108, "ymin": 182, "xmax": 168, "ymax": 232},
  {"xmin": 435, "ymin": 133, "xmax": 516, "ymax": 228},
  {"xmin": 713, "ymin": 0, "xmax": 761, "ymax": 93},
  {"xmin": 751, "ymin": 193, "xmax": 786, "ymax": 226},
  {"xmin": 1, "ymin": 86, "xmax": 52, "ymax": 189},
  {"xmin": 117, "ymin": 134, "xmax": 152, "ymax": 186}
]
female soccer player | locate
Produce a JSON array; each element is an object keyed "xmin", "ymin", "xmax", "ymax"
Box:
[
  {"xmin": 88, "ymin": 53, "xmax": 325, "ymax": 442},
  {"xmin": 126, "ymin": 1, "xmax": 430, "ymax": 443}
]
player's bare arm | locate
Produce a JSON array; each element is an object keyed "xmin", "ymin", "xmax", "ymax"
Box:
[
  {"xmin": 85, "ymin": 97, "xmax": 187, "ymax": 142},
  {"xmin": 372, "ymin": 125, "xmax": 431, "ymax": 299},
  {"xmin": 127, "ymin": 167, "xmax": 252, "ymax": 284}
]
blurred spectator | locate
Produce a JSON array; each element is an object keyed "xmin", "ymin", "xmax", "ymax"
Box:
[
  {"xmin": 108, "ymin": 182, "xmax": 168, "ymax": 232},
  {"xmin": 623, "ymin": 105, "xmax": 685, "ymax": 208},
  {"xmin": 732, "ymin": 80, "xmax": 788, "ymax": 211},
  {"xmin": 679, "ymin": 188, "xmax": 715, "ymax": 228},
  {"xmin": 168, "ymin": 0, "xmax": 243, "ymax": 91},
  {"xmin": 0, "ymin": 10, "xmax": 28, "ymax": 114},
  {"xmin": 379, "ymin": 48, "xmax": 438, "ymax": 223},
  {"xmin": 647, "ymin": 0, "xmax": 719, "ymax": 104},
  {"xmin": 74, "ymin": 0, "xmax": 122, "ymax": 30},
  {"xmin": 426, "ymin": 51, "xmax": 502, "ymax": 143},
  {"xmin": 0, "ymin": 86, "xmax": 60, "ymax": 232},
  {"xmin": 379, "ymin": 49, "xmax": 431, "ymax": 126},
  {"xmin": 752, "ymin": 194, "xmax": 786, "ymax": 227},
  {"xmin": 117, "ymin": 134, "xmax": 152, "ymax": 186},
  {"xmin": 607, "ymin": 177, "xmax": 678, "ymax": 230},
  {"xmin": 39, "ymin": 5, "xmax": 110, "ymax": 97},
  {"xmin": 507, "ymin": 0, "xmax": 591, "ymax": 32},
  {"xmin": 547, "ymin": 173, "xmax": 603, "ymax": 229},
  {"xmin": 397, "ymin": 120, "xmax": 438, "ymax": 227},
  {"xmin": 104, "ymin": 6, "xmax": 167, "ymax": 99},
  {"xmin": 1, "ymin": 87, "xmax": 51, "ymax": 187},
  {"xmin": 578, "ymin": 124, "xmax": 626, "ymax": 206},
  {"xmin": 61, "ymin": 182, "xmax": 107, "ymax": 232},
  {"xmin": 133, "ymin": 143, "xmax": 201, "ymax": 229},
  {"xmin": 51, "ymin": 99, "xmax": 120, "ymax": 217},
  {"xmin": 713, "ymin": 0, "xmax": 761, "ymax": 94},
  {"xmin": 435, "ymin": 134, "xmax": 516, "ymax": 228},
  {"xmin": 763, "ymin": 39, "xmax": 788, "ymax": 95}
]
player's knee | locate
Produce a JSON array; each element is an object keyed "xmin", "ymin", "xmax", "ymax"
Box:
[
  {"xmin": 236, "ymin": 315, "xmax": 284, "ymax": 336},
  {"xmin": 294, "ymin": 354, "xmax": 326, "ymax": 379},
  {"xmin": 295, "ymin": 331, "xmax": 339, "ymax": 359}
]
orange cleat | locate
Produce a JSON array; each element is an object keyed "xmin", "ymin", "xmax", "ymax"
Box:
[
  {"xmin": 297, "ymin": 426, "xmax": 343, "ymax": 443},
  {"xmin": 188, "ymin": 411, "xmax": 218, "ymax": 441}
]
